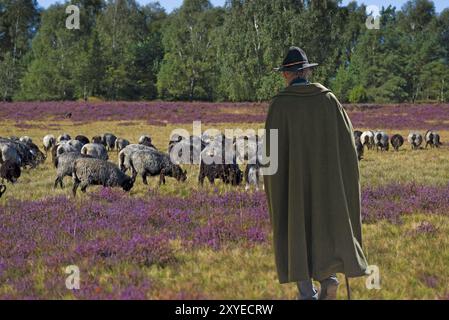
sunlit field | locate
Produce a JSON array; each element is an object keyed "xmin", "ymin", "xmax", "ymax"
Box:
[{"xmin": 0, "ymin": 102, "xmax": 448, "ymax": 299}]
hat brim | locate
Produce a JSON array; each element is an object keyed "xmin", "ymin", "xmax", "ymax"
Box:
[{"xmin": 274, "ymin": 63, "xmax": 318, "ymax": 72}]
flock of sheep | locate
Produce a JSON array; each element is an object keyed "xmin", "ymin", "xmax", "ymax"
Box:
[
  {"xmin": 0, "ymin": 132, "xmax": 265, "ymax": 198},
  {"xmin": 353, "ymin": 130, "xmax": 442, "ymax": 160},
  {"xmin": 0, "ymin": 128, "xmax": 443, "ymax": 199}
]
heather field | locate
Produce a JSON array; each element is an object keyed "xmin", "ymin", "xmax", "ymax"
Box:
[{"xmin": 0, "ymin": 102, "xmax": 448, "ymax": 300}]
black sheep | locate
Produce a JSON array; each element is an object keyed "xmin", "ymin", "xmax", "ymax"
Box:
[
  {"xmin": 199, "ymin": 162, "xmax": 242, "ymax": 186},
  {"xmin": 390, "ymin": 134, "xmax": 404, "ymax": 151},
  {"xmin": 75, "ymin": 135, "xmax": 90, "ymax": 146},
  {"xmin": 0, "ymin": 160, "xmax": 21, "ymax": 183},
  {"xmin": 355, "ymin": 140, "xmax": 364, "ymax": 161}
]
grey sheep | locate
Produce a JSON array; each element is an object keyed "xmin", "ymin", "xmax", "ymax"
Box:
[
  {"xmin": 0, "ymin": 138, "xmax": 44, "ymax": 168},
  {"xmin": 43, "ymin": 134, "xmax": 56, "ymax": 155},
  {"xmin": 374, "ymin": 131, "xmax": 389, "ymax": 152},
  {"xmin": 54, "ymin": 152, "xmax": 92, "ymax": 189},
  {"xmin": 115, "ymin": 138, "xmax": 130, "ymax": 152},
  {"xmin": 72, "ymin": 158, "xmax": 135, "ymax": 196},
  {"xmin": 168, "ymin": 135, "xmax": 205, "ymax": 164},
  {"xmin": 102, "ymin": 133, "xmax": 117, "ymax": 151},
  {"xmin": 425, "ymin": 130, "xmax": 441, "ymax": 148},
  {"xmin": 129, "ymin": 150, "xmax": 187, "ymax": 185},
  {"xmin": 51, "ymin": 140, "xmax": 82, "ymax": 164},
  {"xmin": 58, "ymin": 133, "xmax": 71, "ymax": 142},
  {"xmin": 81, "ymin": 143, "xmax": 109, "ymax": 160},
  {"xmin": 118, "ymin": 144, "xmax": 157, "ymax": 173},
  {"xmin": 408, "ymin": 132, "xmax": 423, "ymax": 150}
]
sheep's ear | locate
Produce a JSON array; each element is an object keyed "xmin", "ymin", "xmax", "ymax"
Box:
[{"xmin": 0, "ymin": 184, "xmax": 6, "ymax": 196}]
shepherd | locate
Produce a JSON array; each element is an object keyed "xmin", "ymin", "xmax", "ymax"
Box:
[{"xmin": 263, "ymin": 47, "xmax": 368, "ymax": 300}]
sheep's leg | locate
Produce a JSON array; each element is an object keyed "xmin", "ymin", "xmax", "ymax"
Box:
[
  {"xmin": 54, "ymin": 176, "xmax": 63, "ymax": 189},
  {"xmin": 72, "ymin": 180, "xmax": 80, "ymax": 196},
  {"xmin": 159, "ymin": 169, "xmax": 166, "ymax": 186},
  {"xmin": 80, "ymin": 181, "xmax": 89, "ymax": 193},
  {"xmin": 198, "ymin": 173, "xmax": 205, "ymax": 186},
  {"xmin": 142, "ymin": 173, "xmax": 148, "ymax": 185}
]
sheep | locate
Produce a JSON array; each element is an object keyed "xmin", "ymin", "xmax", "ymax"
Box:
[
  {"xmin": 374, "ymin": 131, "xmax": 389, "ymax": 152},
  {"xmin": 72, "ymin": 158, "xmax": 135, "ymax": 196},
  {"xmin": 75, "ymin": 135, "xmax": 90, "ymax": 146},
  {"xmin": 43, "ymin": 134, "xmax": 56, "ymax": 155},
  {"xmin": 54, "ymin": 152, "xmax": 92, "ymax": 189},
  {"xmin": 20, "ymin": 136, "xmax": 33, "ymax": 144},
  {"xmin": 390, "ymin": 134, "xmax": 404, "ymax": 151},
  {"xmin": 199, "ymin": 162, "xmax": 242, "ymax": 186},
  {"xmin": 0, "ymin": 138, "xmax": 44, "ymax": 168},
  {"xmin": 115, "ymin": 138, "xmax": 130, "ymax": 152},
  {"xmin": 92, "ymin": 136, "xmax": 103, "ymax": 144},
  {"xmin": 129, "ymin": 150, "xmax": 187, "ymax": 185},
  {"xmin": 168, "ymin": 135, "xmax": 205, "ymax": 164},
  {"xmin": 425, "ymin": 130, "xmax": 441, "ymax": 149},
  {"xmin": 57, "ymin": 133, "xmax": 71, "ymax": 143},
  {"xmin": 0, "ymin": 160, "xmax": 21, "ymax": 183},
  {"xmin": 408, "ymin": 132, "xmax": 423, "ymax": 150},
  {"xmin": 51, "ymin": 140, "xmax": 82, "ymax": 164},
  {"xmin": 354, "ymin": 130, "xmax": 363, "ymax": 143},
  {"xmin": 139, "ymin": 135, "xmax": 152, "ymax": 145},
  {"xmin": 245, "ymin": 162, "xmax": 264, "ymax": 191},
  {"xmin": 102, "ymin": 133, "xmax": 117, "ymax": 151},
  {"xmin": 355, "ymin": 140, "xmax": 364, "ymax": 160},
  {"xmin": 234, "ymin": 134, "xmax": 263, "ymax": 163},
  {"xmin": 0, "ymin": 143, "xmax": 22, "ymax": 167},
  {"xmin": 361, "ymin": 131, "xmax": 375, "ymax": 150},
  {"xmin": 118, "ymin": 144, "xmax": 157, "ymax": 173},
  {"xmin": 0, "ymin": 184, "xmax": 5, "ymax": 198},
  {"xmin": 81, "ymin": 143, "xmax": 108, "ymax": 160}
]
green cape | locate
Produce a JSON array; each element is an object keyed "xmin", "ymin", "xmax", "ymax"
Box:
[{"xmin": 263, "ymin": 83, "xmax": 368, "ymax": 283}]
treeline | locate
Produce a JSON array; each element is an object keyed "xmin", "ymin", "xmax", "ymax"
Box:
[{"xmin": 0, "ymin": 0, "xmax": 448, "ymax": 103}]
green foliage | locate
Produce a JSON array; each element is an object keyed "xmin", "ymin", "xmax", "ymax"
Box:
[
  {"xmin": 348, "ymin": 85, "xmax": 367, "ymax": 103},
  {"xmin": 2, "ymin": 0, "xmax": 449, "ymax": 102},
  {"xmin": 157, "ymin": 0, "xmax": 222, "ymax": 101}
]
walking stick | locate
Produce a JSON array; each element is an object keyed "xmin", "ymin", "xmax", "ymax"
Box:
[{"xmin": 345, "ymin": 275, "xmax": 351, "ymax": 300}]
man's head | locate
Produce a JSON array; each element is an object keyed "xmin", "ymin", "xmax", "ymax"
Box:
[
  {"xmin": 282, "ymin": 68, "xmax": 313, "ymax": 86},
  {"xmin": 275, "ymin": 47, "xmax": 317, "ymax": 86}
]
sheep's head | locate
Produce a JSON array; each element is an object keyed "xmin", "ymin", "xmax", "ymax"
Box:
[
  {"xmin": 1, "ymin": 161, "xmax": 21, "ymax": 183},
  {"xmin": 121, "ymin": 176, "xmax": 135, "ymax": 192},
  {"xmin": 172, "ymin": 165, "xmax": 187, "ymax": 182}
]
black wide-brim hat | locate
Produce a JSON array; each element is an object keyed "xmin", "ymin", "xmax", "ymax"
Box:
[{"xmin": 274, "ymin": 46, "xmax": 318, "ymax": 72}]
